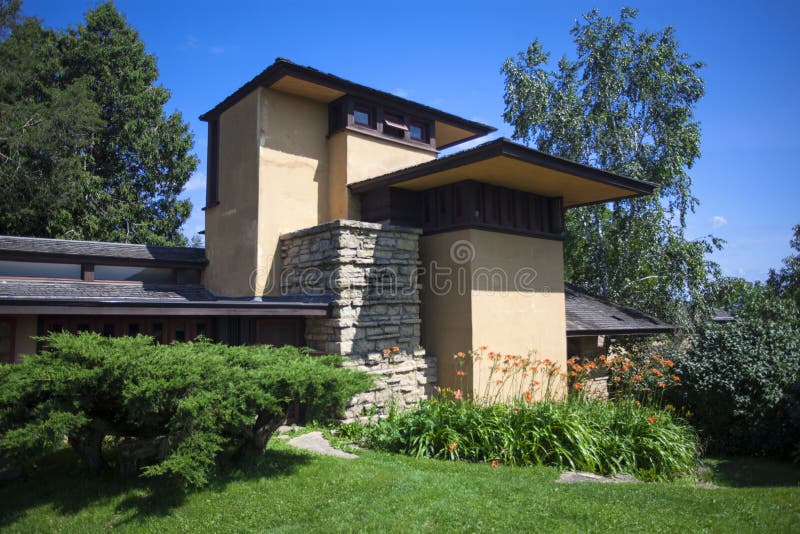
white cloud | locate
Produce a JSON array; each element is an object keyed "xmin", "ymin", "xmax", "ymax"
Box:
[
  {"xmin": 182, "ymin": 35, "xmax": 199, "ymax": 50},
  {"xmin": 184, "ymin": 171, "xmax": 206, "ymax": 193},
  {"xmin": 393, "ymin": 88, "xmax": 409, "ymax": 98},
  {"xmin": 711, "ymin": 215, "xmax": 728, "ymax": 228}
]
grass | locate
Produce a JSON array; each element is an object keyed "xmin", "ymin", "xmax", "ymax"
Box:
[{"xmin": 0, "ymin": 442, "xmax": 798, "ymax": 533}]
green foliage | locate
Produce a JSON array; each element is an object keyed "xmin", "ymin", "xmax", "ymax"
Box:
[
  {"xmin": 501, "ymin": 7, "xmax": 720, "ymax": 327},
  {"xmin": 0, "ymin": 1, "xmax": 196, "ymax": 245},
  {"xmin": 347, "ymin": 398, "xmax": 698, "ymax": 481},
  {"xmin": 671, "ymin": 279, "xmax": 800, "ymax": 455},
  {"xmin": 768, "ymin": 224, "xmax": 800, "ymax": 316},
  {"xmin": 0, "ymin": 333, "xmax": 371, "ymax": 486}
]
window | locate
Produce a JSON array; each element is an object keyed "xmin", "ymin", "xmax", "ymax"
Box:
[
  {"xmin": 329, "ymin": 97, "xmax": 435, "ymax": 147},
  {"xmin": 206, "ymin": 119, "xmax": 220, "ymax": 208},
  {"xmin": 0, "ymin": 260, "xmax": 81, "ymax": 279},
  {"xmin": 353, "ymin": 106, "xmax": 372, "ymax": 127},
  {"xmin": 383, "ymin": 112, "xmax": 408, "ymax": 139},
  {"xmin": 409, "ymin": 121, "xmax": 427, "ymax": 142},
  {"xmin": 94, "ymin": 265, "xmax": 175, "ymax": 283}
]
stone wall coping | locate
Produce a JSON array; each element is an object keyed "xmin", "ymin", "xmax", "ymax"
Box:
[{"xmin": 279, "ymin": 219, "xmax": 423, "ymax": 241}]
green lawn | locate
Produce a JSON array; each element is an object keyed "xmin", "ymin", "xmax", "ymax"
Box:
[{"xmin": 1, "ymin": 442, "xmax": 798, "ymax": 533}]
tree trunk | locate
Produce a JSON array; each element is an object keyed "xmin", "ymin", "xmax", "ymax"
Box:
[
  {"xmin": 241, "ymin": 410, "xmax": 286, "ymax": 456},
  {"xmin": 69, "ymin": 421, "xmax": 109, "ymax": 476}
]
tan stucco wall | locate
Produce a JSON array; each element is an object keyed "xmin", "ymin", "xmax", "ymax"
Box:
[
  {"xmin": 14, "ymin": 315, "xmax": 37, "ymax": 361},
  {"xmin": 203, "ymin": 91, "xmax": 261, "ymax": 297},
  {"xmin": 469, "ymin": 231, "xmax": 566, "ymax": 400},
  {"xmin": 328, "ymin": 130, "xmax": 435, "ymax": 220},
  {"xmin": 420, "ymin": 230, "xmax": 474, "ymax": 395},
  {"xmin": 256, "ymin": 88, "xmax": 330, "ymax": 296},
  {"xmin": 207, "ymin": 87, "xmax": 435, "ymax": 297},
  {"xmin": 420, "ymin": 229, "xmax": 567, "ymax": 400}
]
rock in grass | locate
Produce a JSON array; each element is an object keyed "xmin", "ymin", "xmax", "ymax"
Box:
[
  {"xmin": 287, "ymin": 431, "xmax": 358, "ymax": 459},
  {"xmin": 557, "ymin": 471, "xmax": 639, "ymax": 484}
]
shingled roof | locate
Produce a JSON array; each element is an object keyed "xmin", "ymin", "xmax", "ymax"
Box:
[
  {"xmin": 565, "ymin": 283, "xmax": 675, "ymax": 337},
  {"xmin": 0, "ymin": 279, "xmax": 330, "ymax": 315},
  {"xmin": 0, "ymin": 235, "xmax": 207, "ymax": 267}
]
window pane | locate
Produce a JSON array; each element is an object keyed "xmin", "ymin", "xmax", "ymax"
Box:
[
  {"xmin": 354, "ymin": 108, "xmax": 371, "ymax": 126},
  {"xmin": 94, "ymin": 265, "xmax": 174, "ymax": 283},
  {"xmin": 410, "ymin": 123, "xmax": 425, "ymax": 140},
  {"xmin": 0, "ymin": 261, "xmax": 80, "ymax": 279}
]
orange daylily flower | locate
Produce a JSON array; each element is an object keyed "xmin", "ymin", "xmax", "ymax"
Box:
[
  {"xmin": 657, "ymin": 381, "xmax": 666, "ymax": 389},
  {"xmin": 524, "ymin": 391, "xmax": 533, "ymax": 403},
  {"xmin": 392, "ymin": 346, "xmax": 400, "ymax": 353},
  {"xmin": 382, "ymin": 348, "xmax": 391, "ymax": 355},
  {"xmin": 449, "ymin": 442, "xmax": 457, "ymax": 453},
  {"xmin": 647, "ymin": 416, "xmax": 657, "ymax": 424},
  {"xmin": 491, "ymin": 460, "xmax": 499, "ymax": 468},
  {"xmin": 573, "ymin": 383, "xmax": 584, "ymax": 390},
  {"xmin": 456, "ymin": 370, "xmax": 466, "ymax": 377}
]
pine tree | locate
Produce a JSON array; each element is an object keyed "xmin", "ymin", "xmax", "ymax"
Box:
[{"xmin": 0, "ymin": 1, "xmax": 197, "ymax": 245}]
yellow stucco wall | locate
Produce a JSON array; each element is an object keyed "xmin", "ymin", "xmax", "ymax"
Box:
[
  {"xmin": 420, "ymin": 230, "xmax": 474, "ymax": 395},
  {"xmin": 207, "ymin": 87, "xmax": 436, "ymax": 297},
  {"xmin": 257, "ymin": 88, "xmax": 330, "ymax": 296},
  {"xmin": 203, "ymin": 91, "xmax": 260, "ymax": 297},
  {"xmin": 469, "ymin": 230, "xmax": 567, "ymax": 400},
  {"xmin": 328, "ymin": 130, "xmax": 436, "ymax": 220},
  {"xmin": 420, "ymin": 229, "xmax": 567, "ymax": 400},
  {"xmin": 14, "ymin": 315, "xmax": 37, "ymax": 361}
]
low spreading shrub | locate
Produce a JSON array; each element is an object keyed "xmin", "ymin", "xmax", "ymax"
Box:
[
  {"xmin": 0, "ymin": 332, "xmax": 371, "ymax": 486},
  {"xmin": 343, "ymin": 397, "xmax": 698, "ymax": 481}
]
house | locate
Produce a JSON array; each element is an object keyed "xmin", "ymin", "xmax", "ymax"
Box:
[{"xmin": 0, "ymin": 59, "xmax": 671, "ymax": 416}]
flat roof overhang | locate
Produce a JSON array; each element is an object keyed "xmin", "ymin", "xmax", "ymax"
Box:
[
  {"xmin": 349, "ymin": 138, "xmax": 656, "ymax": 208},
  {"xmin": 0, "ymin": 299, "xmax": 330, "ymax": 317},
  {"xmin": 199, "ymin": 58, "xmax": 496, "ymax": 150}
]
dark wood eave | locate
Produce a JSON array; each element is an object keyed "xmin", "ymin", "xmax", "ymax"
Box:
[
  {"xmin": 198, "ymin": 58, "xmax": 496, "ymax": 145},
  {"xmin": 348, "ymin": 138, "xmax": 656, "ymax": 205}
]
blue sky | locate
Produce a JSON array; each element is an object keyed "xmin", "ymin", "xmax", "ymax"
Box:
[{"xmin": 22, "ymin": 0, "xmax": 800, "ymax": 282}]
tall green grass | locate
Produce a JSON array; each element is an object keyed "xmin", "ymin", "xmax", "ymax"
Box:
[{"xmin": 342, "ymin": 399, "xmax": 698, "ymax": 481}]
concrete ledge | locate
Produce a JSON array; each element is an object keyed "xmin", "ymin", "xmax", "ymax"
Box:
[{"xmin": 280, "ymin": 219, "xmax": 422, "ymax": 241}]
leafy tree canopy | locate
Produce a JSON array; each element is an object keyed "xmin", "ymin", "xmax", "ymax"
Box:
[
  {"xmin": 768, "ymin": 224, "xmax": 800, "ymax": 315},
  {"xmin": 0, "ymin": 1, "xmax": 196, "ymax": 245},
  {"xmin": 501, "ymin": 7, "xmax": 720, "ymax": 327}
]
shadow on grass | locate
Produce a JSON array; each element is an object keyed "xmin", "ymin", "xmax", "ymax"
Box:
[
  {"xmin": 707, "ymin": 457, "xmax": 800, "ymax": 488},
  {"xmin": 0, "ymin": 445, "xmax": 312, "ymax": 529}
]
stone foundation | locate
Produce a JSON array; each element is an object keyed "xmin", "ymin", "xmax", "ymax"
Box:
[{"xmin": 279, "ymin": 220, "xmax": 436, "ymax": 420}]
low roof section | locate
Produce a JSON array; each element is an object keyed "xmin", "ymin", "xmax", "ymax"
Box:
[
  {"xmin": 0, "ymin": 235, "xmax": 207, "ymax": 268},
  {"xmin": 199, "ymin": 58, "xmax": 496, "ymax": 149},
  {"xmin": 0, "ymin": 235, "xmax": 329, "ymax": 317},
  {"xmin": 565, "ymin": 283, "xmax": 675, "ymax": 337},
  {"xmin": 350, "ymin": 138, "xmax": 656, "ymax": 208},
  {"xmin": 0, "ymin": 279, "xmax": 330, "ymax": 317}
]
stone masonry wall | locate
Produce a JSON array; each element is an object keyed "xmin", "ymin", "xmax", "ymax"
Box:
[{"xmin": 279, "ymin": 220, "xmax": 437, "ymax": 420}]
